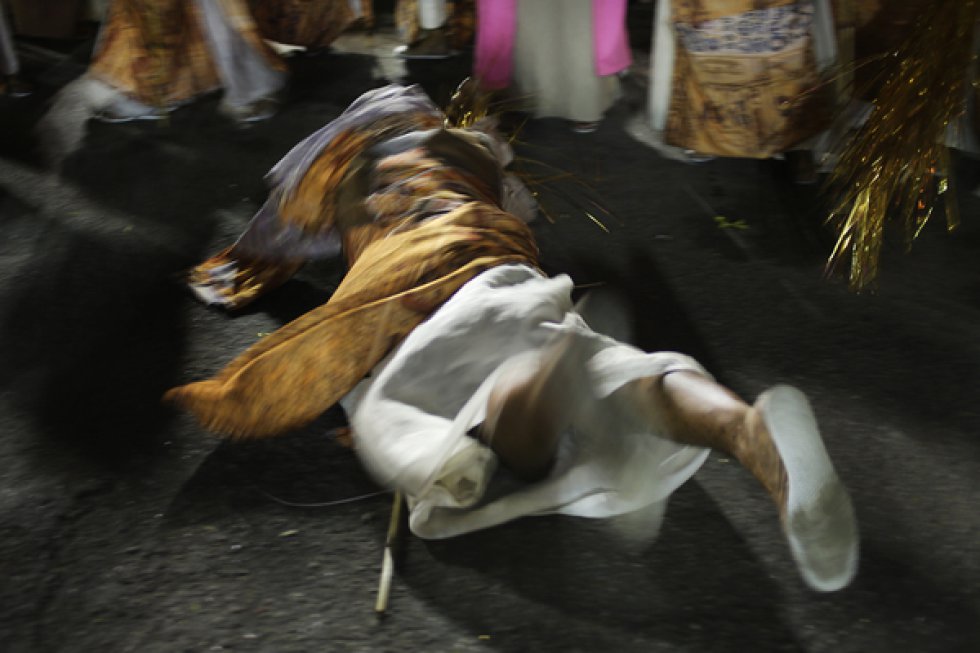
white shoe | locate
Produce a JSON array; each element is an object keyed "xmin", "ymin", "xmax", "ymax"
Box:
[
  {"xmin": 219, "ymin": 97, "xmax": 279, "ymax": 124},
  {"xmin": 755, "ymin": 385, "xmax": 859, "ymax": 592},
  {"xmin": 571, "ymin": 121, "xmax": 600, "ymax": 134},
  {"xmin": 393, "ymin": 28, "xmax": 455, "ymax": 60},
  {"xmin": 93, "ymin": 95, "xmax": 168, "ymax": 123}
]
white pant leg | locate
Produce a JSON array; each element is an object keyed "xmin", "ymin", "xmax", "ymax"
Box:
[
  {"xmin": 0, "ymin": 8, "xmax": 19, "ymax": 76},
  {"xmin": 419, "ymin": 0, "xmax": 448, "ymax": 29},
  {"xmin": 648, "ymin": 0, "xmax": 674, "ymax": 131},
  {"xmin": 193, "ymin": 0, "xmax": 286, "ymax": 109}
]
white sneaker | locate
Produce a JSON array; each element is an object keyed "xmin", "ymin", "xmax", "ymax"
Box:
[
  {"xmin": 93, "ymin": 95, "xmax": 168, "ymax": 123},
  {"xmin": 755, "ymin": 385, "xmax": 859, "ymax": 592},
  {"xmin": 219, "ymin": 97, "xmax": 279, "ymax": 124}
]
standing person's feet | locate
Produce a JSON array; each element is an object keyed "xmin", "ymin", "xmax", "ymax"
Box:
[
  {"xmin": 219, "ymin": 96, "xmax": 279, "ymax": 125},
  {"xmin": 571, "ymin": 121, "xmax": 600, "ymax": 134},
  {"xmin": 93, "ymin": 94, "xmax": 168, "ymax": 123},
  {"xmin": 394, "ymin": 27, "xmax": 455, "ymax": 59}
]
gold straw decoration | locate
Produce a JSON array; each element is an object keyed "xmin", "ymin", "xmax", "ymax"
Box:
[
  {"xmin": 826, "ymin": 0, "xmax": 979, "ymax": 290},
  {"xmin": 444, "ymin": 77, "xmax": 492, "ymax": 129},
  {"xmin": 443, "ymin": 78, "xmax": 621, "ymax": 233}
]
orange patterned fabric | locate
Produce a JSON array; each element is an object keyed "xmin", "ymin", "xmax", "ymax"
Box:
[
  {"xmin": 395, "ymin": 0, "xmax": 475, "ymax": 47},
  {"xmin": 169, "ymin": 85, "xmax": 533, "ymax": 438},
  {"xmin": 274, "ymin": 112, "xmax": 444, "ymax": 241},
  {"xmin": 182, "ymin": 115, "xmax": 483, "ymax": 311},
  {"xmin": 187, "ymin": 246, "xmax": 306, "ymax": 309},
  {"xmin": 89, "ymin": 0, "xmax": 229, "ymax": 107},
  {"xmin": 166, "ymin": 203, "xmax": 538, "ymax": 438},
  {"xmin": 89, "ymin": 0, "xmax": 353, "ymax": 108},
  {"xmin": 250, "ymin": 0, "xmax": 356, "ymax": 48},
  {"xmin": 670, "ymin": 0, "xmax": 798, "ymax": 23},
  {"xmin": 664, "ymin": 0, "xmax": 831, "ymax": 157},
  {"xmin": 395, "ymin": 0, "xmax": 422, "ymax": 44}
]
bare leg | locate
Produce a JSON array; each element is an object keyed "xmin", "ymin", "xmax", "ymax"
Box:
[
  {"xmin": 626, "ymin": 371, "xmax": 859, "ymax": 592},
  {"xmin": 627, "ymin": 371, "xmax": 788, "ymax": 505},
  {"xmin": 476, "ymin": 334, "xmax": 586, "ymax": 482},
  {"xmin": 475, "ymin": 345, "xmax": 857, "ymax": 591}
]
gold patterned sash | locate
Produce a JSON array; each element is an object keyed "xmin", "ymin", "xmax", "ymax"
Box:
[{"xmin": 165, "ymin": 202, "xmax": 538, "ymax": 438}]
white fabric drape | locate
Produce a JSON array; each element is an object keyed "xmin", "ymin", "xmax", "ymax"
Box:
[
  {"xmin": 343, "ymin": 264, "xmax": 710, "ymax": 539},
  {"xmin": 512, "ymin": 0, "xmax": 620, "ymax": 123}
]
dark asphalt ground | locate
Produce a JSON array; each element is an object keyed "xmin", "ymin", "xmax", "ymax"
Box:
[{"xmin": 1, "ymin": 10, "xmax": 979, "ymax": 653}]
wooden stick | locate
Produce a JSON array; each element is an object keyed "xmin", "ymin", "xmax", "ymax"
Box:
[{"xmin": 374, "ymin": 490, "xmax": 403, "ymax": 614}]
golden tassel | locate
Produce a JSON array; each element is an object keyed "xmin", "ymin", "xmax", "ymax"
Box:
[{"xmin": 826, "ymin": 0, "xmax": 979, "ymax": 290}]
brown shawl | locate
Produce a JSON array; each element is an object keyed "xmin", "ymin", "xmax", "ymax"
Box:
[{"xmin": 165, "ymin": 202, "xmax": 538, "ymax": 438}]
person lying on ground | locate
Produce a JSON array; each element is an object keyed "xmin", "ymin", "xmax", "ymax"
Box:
[{"xmin": 166, "ymin": 83, "xmax": 859, "ymax": 592}]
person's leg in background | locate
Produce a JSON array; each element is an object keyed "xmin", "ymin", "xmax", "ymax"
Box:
[
  {"xmin": 194, "ymin": 0, "xmax": 287, "ymax": 123},
  {"xmin": 395, "ymin": 0, "xmax": 453, "ymax": 59},
  {"xmin": 89, "ymin": 0, "xmax": 209, "ymax": 123},
  {"xmin": 510, "ymin": 0, "xmax": 624, "ymax": 134},
  {"xmin": 0, "ymin": 4, "xmax": 31, "ymax": 97}
]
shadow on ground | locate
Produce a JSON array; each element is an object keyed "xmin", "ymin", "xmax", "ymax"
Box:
[
  {"xmin": 0, "ymin": 197, "xmax": 204, "ymax": 470},
  {"xmin": 403, "ymin": 481, "xmax": 804, "ymax": 652}
]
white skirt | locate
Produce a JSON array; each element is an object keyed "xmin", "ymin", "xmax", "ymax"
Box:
[
  {"xmin": 511, "ymin": 0, "xmax": 620, "ymax": 122},
  {"xmin": 342, "ymin": 264, "xmax": 710, "ymax": 539}
]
